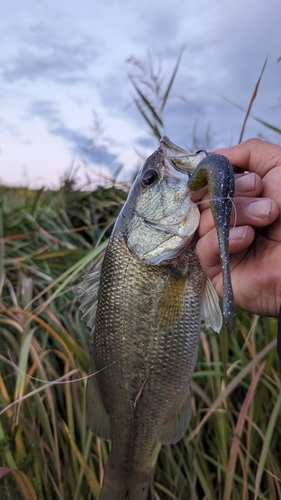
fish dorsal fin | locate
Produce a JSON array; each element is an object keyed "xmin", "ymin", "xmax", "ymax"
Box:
[
  {"xmin": 77, "ymin": 269, "xmax": 111, "ymax": 439},
  {"xmin": 76, "ymin": 268, "xmax": 101, "ymax": 331},
  {"xmin": 201, "ymin": 277, "xmax": 223, "ymax": 333},
  {"xmin": 86, "ymin": 357, "xmax": 111, "ymax": 440},
  {"xmin": 157, "ymin": 392, "xmax": 192, "ymax": 445}
]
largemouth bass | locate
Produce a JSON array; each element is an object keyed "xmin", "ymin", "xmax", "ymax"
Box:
[{"xmin": 78, "ymin": 137, "xmax": 235, "ymax": 500}]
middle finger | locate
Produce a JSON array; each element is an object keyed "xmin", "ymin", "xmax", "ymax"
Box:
[
  {"xmin": 193, "ymin": 172, "xmax": 263, "ymax": 210},
  {"xmin": 198, "ymin": 197, "xmax": 278, "ymax": 237}
]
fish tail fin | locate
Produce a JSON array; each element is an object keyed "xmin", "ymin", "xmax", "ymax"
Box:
[{"xmin": 99, "ymin": 457, "xmax": 152, "ymax": 500}]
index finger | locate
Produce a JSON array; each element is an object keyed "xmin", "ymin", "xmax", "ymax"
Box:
[
  {"xmin": 213, "ymin": 138, "xmax": 281, "ymax": 178},
  {"xmin": 196, "ymin": 171, "xmax": 263, "ymax": 212}
]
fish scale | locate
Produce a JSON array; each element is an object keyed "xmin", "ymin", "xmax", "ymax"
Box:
[
  {"xmin": 78, "ymin": 136, "xmax": 235, "ymax": 499},
  {"xmin": 94, "ymin": 234, "xmax": 204, "ymax": 487}
]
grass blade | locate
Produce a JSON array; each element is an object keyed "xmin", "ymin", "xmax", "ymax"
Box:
[
  {"xmin": 63, "ymin": 422, "xmax": 100, "ymax": 498},
  {"xmin": 0, "ymin": 467, "xmax": 38, "ymax": 500},
  {"xmin": 238, "ymin": 56, "xmax": 267, "ymax": 143},
  {"xmin": 0, "ymin": 206, "xmax": 4, "ymax": 296},
  {"xmin": 130, "ymin": 80, "xmax": 164, "ymax": 127},
  {"xmin": 254, "ymin": 390, "xmax": 281, "ymax": 499},
  {"xmin": 161, "ymin": 46, "xmax": 184, "ymax": 112},
  {"xmin": 187, "ymin": 337, "xmax": 276, "ymax": 442},
  {"xmin": 223, "ymin": 361, "xmax": 265, "ymax": 500}
]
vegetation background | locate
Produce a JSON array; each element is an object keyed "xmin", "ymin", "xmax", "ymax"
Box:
[{"xmin": 0, "ymin": 56, "xmax": 280, "ymax": 500}]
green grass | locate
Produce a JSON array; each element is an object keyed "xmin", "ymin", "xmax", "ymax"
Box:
[
  {"xmin": 1, "ymin": 52, "xmax": 281, "ymax": 500},
  {"xmin": 0, "ymin": 179, "xmax": 280, "ymax": 500},
  {"xmin": 0, "ymin": 184, "xmax": 118, "ymax": 499}
]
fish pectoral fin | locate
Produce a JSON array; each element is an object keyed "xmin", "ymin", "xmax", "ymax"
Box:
[
  {"xmin": 76, "ymin": 268, "xmax": 101, "ymax": 332},
  {"xmin": 86, "ymin": 358, "xmax": 111, "ymax": 440},
  {"xmin": 158, "ymin": 274, "xmax": 187, "ymax": 328},
  {"xmin": 157, "ymin": 392, "xmax": 192, "ymax": 445},
  {"xmin": 201, "ymin": 277, "xmax": 223, "ymax": 333}
]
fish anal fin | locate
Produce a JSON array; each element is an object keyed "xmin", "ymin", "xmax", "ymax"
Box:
[
  {"xmin": 157, "ymin": 393, "xmax": 192, "ymax": 445},
  {"xmin": 86, "ymin": 358, "xmax": 111, "ymax": 440},
  {"xmin": 201, "ymin": 277, "xmax": 223, "ymax": 333}
]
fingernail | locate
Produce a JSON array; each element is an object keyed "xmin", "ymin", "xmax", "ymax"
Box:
[
  {"xmin": 229, "ymin": 226, "xmax": 248, "ymax": 241},
  {"xmin": 247, "ymin": 199, "xmax": 272, "ymax": 218},
  {"xmin": 235, "ymin": 173, "xmax": 256, "ymax": 192}
]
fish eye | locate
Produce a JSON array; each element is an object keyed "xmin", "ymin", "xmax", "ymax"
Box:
[{"xmin": 141, "ymin": 169, "xmax": 159, "ymax": 187}]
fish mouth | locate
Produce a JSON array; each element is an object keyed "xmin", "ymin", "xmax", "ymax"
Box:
[{"xmin": 160, "ymin": 136, "xmax": 207, "ymax": 174}]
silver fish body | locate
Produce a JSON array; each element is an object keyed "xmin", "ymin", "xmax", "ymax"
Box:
[{"xmin": 78, "ymin": 137, "xmax": 235, "ymax": 500}]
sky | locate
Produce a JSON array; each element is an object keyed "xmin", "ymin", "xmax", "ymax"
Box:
[{"xmin": 1, "ymin": 0, "xmax": 281, "ymax": 189}]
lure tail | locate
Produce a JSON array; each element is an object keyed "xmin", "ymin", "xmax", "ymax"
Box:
[{"xmin": 99, "ymin": 457, "xmax": 152, "ymax": 500}]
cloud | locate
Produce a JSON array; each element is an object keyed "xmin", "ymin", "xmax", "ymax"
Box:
[
  {"xmin": 2, "ymin": 0, "xmax": 281, "ymax": 190},
  {"xmin": 29, "ymin": 100, "xmax": 60, "ymax": 121},
  {"xmin": 28, "ymin": 99, "xmax": 119, "ymax": 167},
  {"xmin": 50, "ymin": 123, "xmax": 118, "ymax": 166},
  {"xmin": 0, "ymin": 24, "xmax": 100, "ymax": 85}
]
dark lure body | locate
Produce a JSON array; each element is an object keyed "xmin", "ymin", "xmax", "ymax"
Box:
[{"xmin": 78, "ymin": 137, "xmax": 235, "ymax": 499}]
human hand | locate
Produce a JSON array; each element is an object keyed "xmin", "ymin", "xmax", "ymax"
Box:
[{"xmin": 196, "ymin": 138, "xmax": 281, "ymax": 317}]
